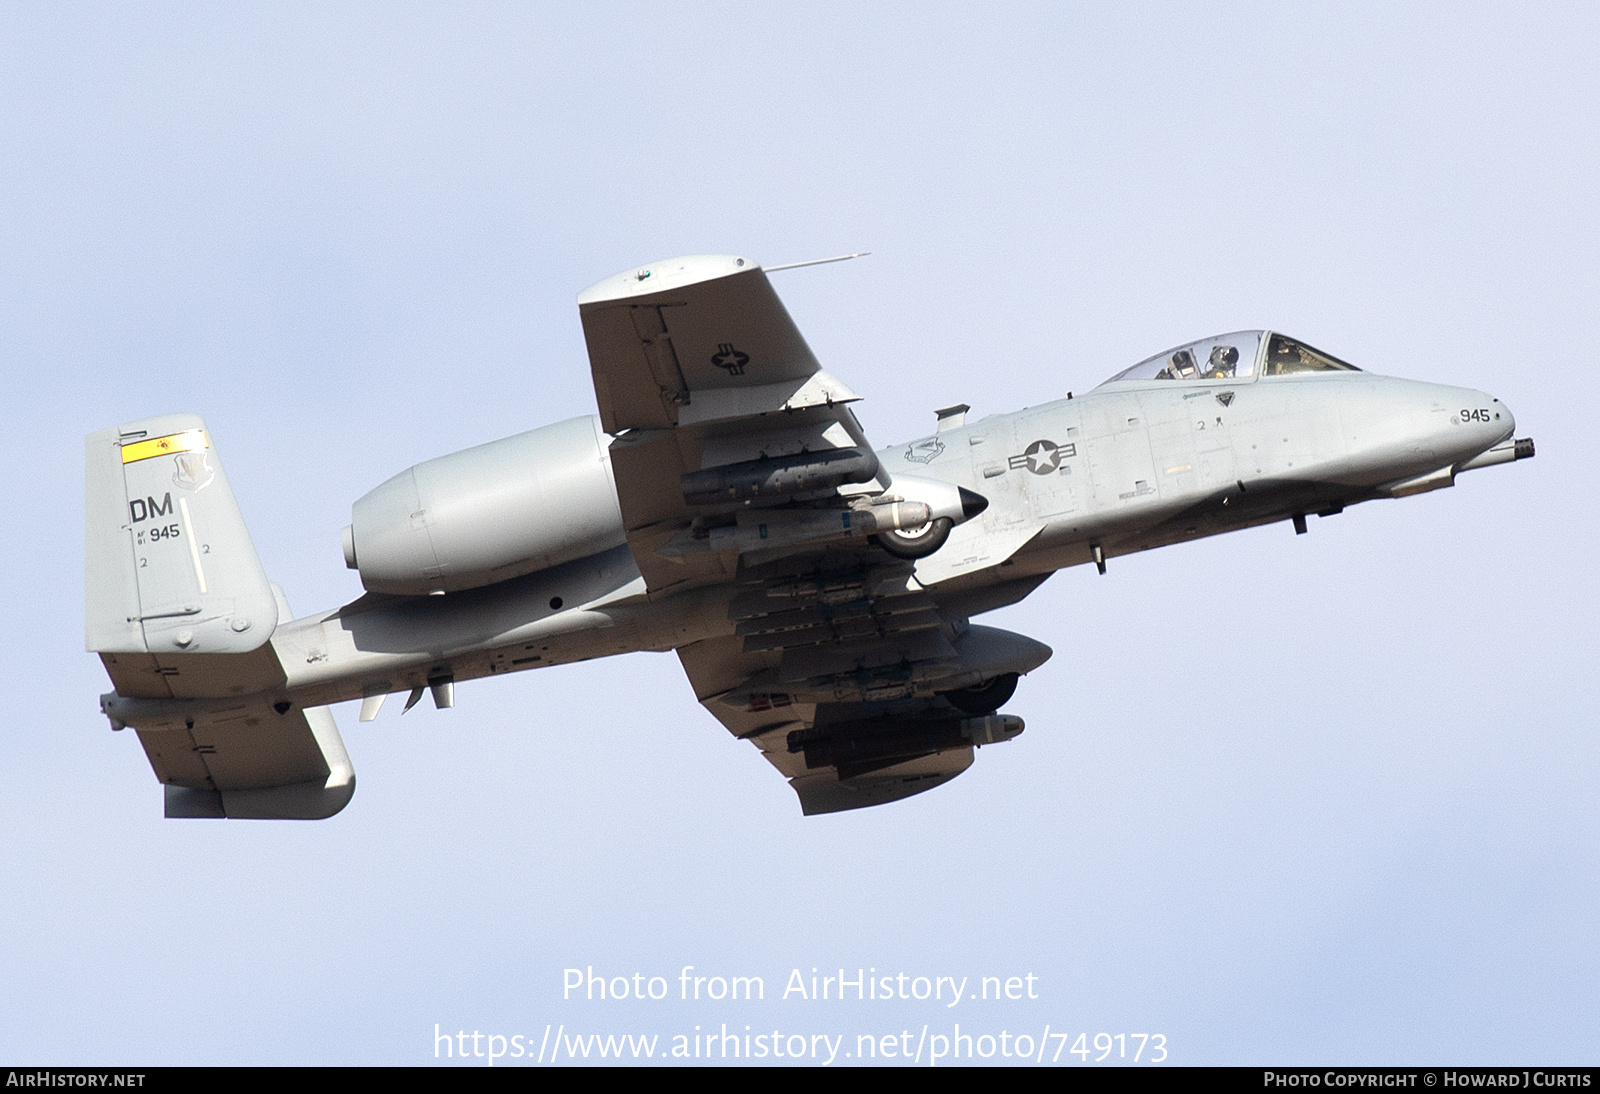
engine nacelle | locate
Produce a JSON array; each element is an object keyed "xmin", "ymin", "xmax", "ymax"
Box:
[{"xmin": 344, "ymin": 415, "xmax": 626, "ymax": 596}]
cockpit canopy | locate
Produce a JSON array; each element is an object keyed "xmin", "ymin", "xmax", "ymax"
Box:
[{"xmin": 1100, "ymin": 331, "xmax": 1360, "ymax": 386}]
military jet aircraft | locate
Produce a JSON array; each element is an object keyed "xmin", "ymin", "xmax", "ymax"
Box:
[{"xmin": 86, "ymin": 254, "xmax": 1534, "ymax": 819}]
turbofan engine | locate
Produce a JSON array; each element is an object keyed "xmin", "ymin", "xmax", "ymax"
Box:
[{"xmin": 342, "ymin": 415, "xmax": 626, "ymax": 596}]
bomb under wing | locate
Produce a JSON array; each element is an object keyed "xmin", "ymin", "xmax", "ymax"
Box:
[{"xmin": 85, "ymin": 255, "xmax": 1534, "ymax": 818}]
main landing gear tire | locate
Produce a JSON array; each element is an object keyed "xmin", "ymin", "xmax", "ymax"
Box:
[
  {"xmin": 871, "ymin": 516, "xmax": 953, "ymax": 559},
  {"xmin": 941, "ymin": 672, "xmax": 1020, "ymax": 716}
]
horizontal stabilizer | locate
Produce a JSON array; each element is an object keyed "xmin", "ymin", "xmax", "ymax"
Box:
[
  {"xmin": 101, "ymin": 578, "xmax": 355, "ymax": 820},
  {"xmin": 107, "ymin": 694, "xmax": 355, "ymax": 820}
]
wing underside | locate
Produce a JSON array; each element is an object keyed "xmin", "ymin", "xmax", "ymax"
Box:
[
  {"xmin": 580, "ymin": 255, "xmax": 888, "ymax": 598},
  {"xmin": 581, "ymin": 256, "xmax": 1049, "ymax": 813},
  {"xmin": 677, "ymin": 552, "xmax": 1048, "ymax": 815}
]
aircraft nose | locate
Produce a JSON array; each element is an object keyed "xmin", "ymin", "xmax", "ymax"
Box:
[
  {"xmin": 1454, "ymin": 392, "xmax": 1535, "ymax": 474},
  {"xmin": 1441, "ymin": 388, "xmax": 1514, "ymax": 459},
  {"xmin": 1491, "ymin": 397, "xmax": 1516, "ymax": 437},
  {"xmin": 1471, "ymin": 390, "xmax": 1515, "ymax": 445}
]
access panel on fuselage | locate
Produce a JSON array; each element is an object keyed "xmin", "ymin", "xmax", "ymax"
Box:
[
  {"xmin": 1083, "ymin": 391, "xmax": 1159, "ymax": 510},
  {"xmin": 960, "ymin": 417, "xmax": 1028, "ymax": 533},
  {"xmin": 1005, "ymin": 403, "xmax": 1087, "ymax": 519},
  {"xmin": 1227, "ymin": 379, "xmax": 1350, "ymax": 481},
  {"xmin": 1136, "ymin": 386, "xmax": 1240, "ymax": 500}
]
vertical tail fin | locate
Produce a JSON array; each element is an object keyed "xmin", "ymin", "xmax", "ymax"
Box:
[
  {"xmin": 89, "ymin": 416, "xmax": 356, "ymax": 819},
  {"xmin": 86, "ymin": 414, "xmax": 278, "ymax": 658}
]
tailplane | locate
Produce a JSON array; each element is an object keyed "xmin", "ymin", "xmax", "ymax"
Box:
[{"xmin": 87, "ymin": 415, "xmax": 354, "ymax": 819}]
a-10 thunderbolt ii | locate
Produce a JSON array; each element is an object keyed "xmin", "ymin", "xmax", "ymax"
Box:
[{"xmin": 86, "ymin": 254, "xmax": 1535, "ymax": 819}]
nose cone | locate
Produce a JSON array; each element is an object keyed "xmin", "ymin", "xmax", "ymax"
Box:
[
  {"xmin": 1347, "ymin": 378, "xmax": 1527, "ymax": 488},
  {"xmin": 1451, "ymin": 394, "xmax": 1534, "ymax": 474},
  {"xmin": 1426, "ymin": 386, "xmax": 1515, "ymax": 465},
  {"xmin": 1492, "ymin": 398, "xmax": 1516, "ymax": 437},
  {"xmin": 1463, "ymin": 390, "xmax": 1515, "ymax": 448}
]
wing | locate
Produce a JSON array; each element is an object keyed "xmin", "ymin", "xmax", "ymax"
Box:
[
  {"xmin": 675, "ymin": 551, "xmax": 1053, "ymax": 814},
  {"xmin": 581, "ymin": 256, "xmax": 1050, "ymax": 814},
  {"xmin": 579, "ymin": 255, "xmax": 887, "ymax": 598}
]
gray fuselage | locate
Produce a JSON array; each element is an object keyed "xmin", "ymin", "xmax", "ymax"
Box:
[{"xmin": 264, "ymin": 366, "xmax": 1515, "ymax": 713}]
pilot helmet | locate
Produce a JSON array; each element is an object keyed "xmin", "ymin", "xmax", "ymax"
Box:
[{"xmin": 1209, "ymin": 345, "xmax": 1239, "ymax": 371}]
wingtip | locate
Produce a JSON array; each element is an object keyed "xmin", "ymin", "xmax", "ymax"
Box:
[{"xmin": 577, "ymin": 255, "xmax": 756, "ymax": 305}]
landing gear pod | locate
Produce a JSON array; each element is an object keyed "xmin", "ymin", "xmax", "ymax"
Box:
[
  {"xmin": 940, "ymin": 671, "xmax": 1020, "ymax": 716},
  {"xmin": 873, "ymin": 516, "xmax": 954, "ymax": 559},
  {"xmin": 870, "ymin": 476, "xmax": 988, "ymax": 559}
]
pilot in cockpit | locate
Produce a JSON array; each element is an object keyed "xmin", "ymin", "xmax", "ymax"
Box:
[{"xmin": 1202, "ymin": 344, "xmax": 1239, "ymax": 379}]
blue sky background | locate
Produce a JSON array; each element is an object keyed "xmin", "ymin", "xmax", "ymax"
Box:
[{"xmin": 2, "ymin": 3, "xmax": 1595, "ymax": 1065}]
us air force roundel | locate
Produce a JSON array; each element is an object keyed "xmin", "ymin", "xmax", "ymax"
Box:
[
  {"xmin": 711, "ymin": 342, "xmax": 750, "ymax": 375},
  {"xmin": 1008, "ymin": 438, "xmax": 1075, "ymax": 474}
]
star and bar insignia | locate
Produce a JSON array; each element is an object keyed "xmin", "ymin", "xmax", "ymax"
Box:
[{"xmin": 1007, "ymin": 438, "xmax": 1075, "ymax": 475}]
